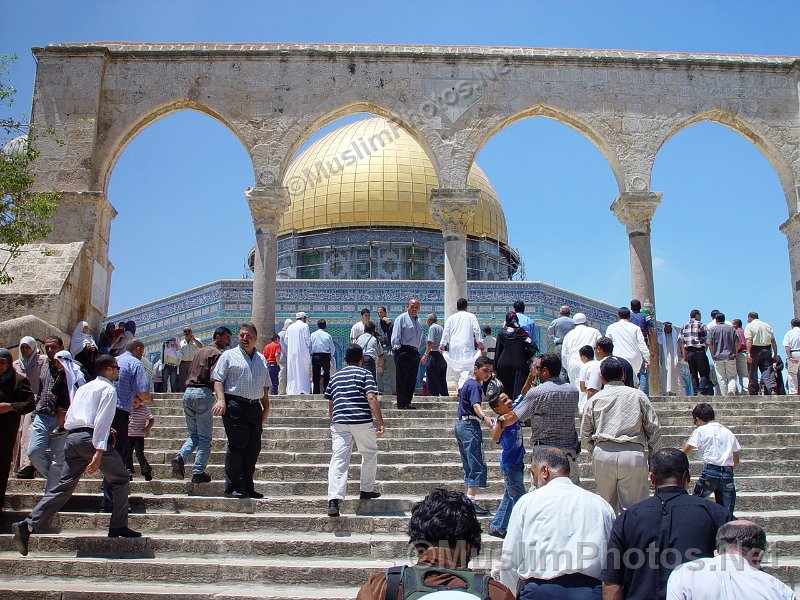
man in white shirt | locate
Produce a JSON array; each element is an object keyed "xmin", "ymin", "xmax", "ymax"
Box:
[
  {"xmin": 498, "ymin": 446, "xmax": 615, "ymax": 597},
  {"xmin": 310, "ymin": 319, "xmax": 336, "ymax": 394},
  {"xmin": 782, "ymin": 318, "xmax": 800, "ymax": 395},
  {"xmin": 178, "ymin": 326, "xmax": 203, "ymax": 392},
  {"xmin": 440, "ymin": 298, "xmax": 483, "ymax": 384},
  {"xmin": 667, "ymin": 520, "xmax": 796, "ymax": 600},
  {"xmin": 605, "ymin": 306, "xmax": 649, "ymax": 380},
  {"xmin": 561, "ymin": 313, "xmax": 601, "ymax": 386},
  {"xmin": 350, "ymin": 308, "xmax": 371, "ymax": 343},
  {"xmin": 12, "ymin": 355, "xmax": 141, "ymax": 556},
  {"xmin": 658, "ymin": 322, "xmax": 684, "ymax": 395},
  {"xmin": 286, "ymin": 312, "xmax": 312, "ymax": 395}
]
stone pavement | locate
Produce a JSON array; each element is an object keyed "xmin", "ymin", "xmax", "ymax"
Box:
[{"xmin": 1, "ymin": 393, "xmax": 799, "ymax": 598}]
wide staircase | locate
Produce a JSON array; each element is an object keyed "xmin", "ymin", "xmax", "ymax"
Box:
[{"xmin": 1, "ymin": 393, "xmax": 800, "ymax": 598}]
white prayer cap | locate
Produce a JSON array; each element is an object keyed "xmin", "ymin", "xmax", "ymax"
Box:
[
  {"xmin": 296, "ymin": 311, "xmax": 307, "ymax": 319},
  {"xmin": 573, "ymin": 313, "xmax": 587, "ymax": 324}
]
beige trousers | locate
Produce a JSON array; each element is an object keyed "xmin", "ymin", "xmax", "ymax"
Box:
[{"xmin": 592, "ymin": 441, "xmax": 649, "ymax": 514}]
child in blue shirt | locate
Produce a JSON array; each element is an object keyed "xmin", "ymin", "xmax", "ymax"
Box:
[{"xmin": 487, "ymin": 388, "xmax": 526, "ymax": 538}]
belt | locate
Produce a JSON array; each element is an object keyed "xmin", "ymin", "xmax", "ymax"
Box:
[
  {"xmin": 458, "ymin": 415, "xmax": 480, "ymax": 421},
  {"xmin": 429, "ymin": 350, "xmax": 441, "ymax": 354},
  {"xmin": 225, "ymin": 393, "xmax": 263, "ymax": 405},
  {"xmin": 705, "ymin": 464, "xmax": 734, "ymax": 472},
  {"xmin": 399, "ymin": 345, "xmax": 419, "ymax": 351},
  {"xmin": 312, "ymin": 352, "xmax": 331, "ymax": 356},
  {"xmin": 68, "ymin": 427, "xmax": 93, "ymax": 435},
  {"xmin": 686, "ymin": 346, "xmax": 706, "ymax": 351}
]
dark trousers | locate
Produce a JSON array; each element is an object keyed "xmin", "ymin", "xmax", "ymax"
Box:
[
  {"xmin": 267, "ymin": 363, "xmax": 280, "ymax": 395},
  {"xmin": 394, "ymin": 346, "xmax": 420, "ymax": 407},
  {"xmin": 426, "ymin": 351, "xmax": 448, "ymax": 396},
  {"xmin": 28, "ymin": 430, "xmax": 130, "ymax": 531},
  {"xmin": 520, "ymin": 573, "xmax": 602, "ymax": 599},
  {"xmin": 748, "ymin": 346, "xmax": 777, "ymax": 395},
  {"xmin": 163, "ymin": 364, "xmax": 179, "ymax": 393},
  {"xmin": 127, "ymin": 437, "xmax": 151, "ymax": 478},
  {"xmin": 102, "ymin": 408, "xmax": 130, "ymax": 508},
  {"xmin": 0, "ymin": 413, "xmax": 21, "ymax": 513},
  {"xmin": 221, "ymin": 395, "xmax": 263, "ymax": 494},
  {"xmin": 686, "ymin": 348, "xmax": 712, "ymax": 395},
  {"xmin": 178, "ymin": 361, "xmax": 192, "ymax": 392},
  {"xmin": 311, "ymin": 353, "xmax": 332, "ymax": 394},
  {"xmin": 362, "ymin": 356, "xmax": 377, "ymax": 382}
]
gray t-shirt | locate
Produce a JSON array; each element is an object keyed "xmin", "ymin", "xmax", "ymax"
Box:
[{"xmin": 708, "ymin": 323, "xmax": 738, "ymax": 361}]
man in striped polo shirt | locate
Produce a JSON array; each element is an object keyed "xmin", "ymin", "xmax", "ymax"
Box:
[{"xmin": 326, "ymin": 344, "xmax": 385, "ymax": 517}]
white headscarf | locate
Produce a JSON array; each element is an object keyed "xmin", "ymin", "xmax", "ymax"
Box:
[
  {"xmin": 17, "ymin": 336, "xmax": 42, "ymax": 394},
  {"xmin": 54, "ymin": 350, "xmax": 86, "ymax": 402},
  {"xmin": 281, "ymin": 318, "xmax": 293, "ymax": 332},
  {"xmin": 70, "ymin": 321, "xmax": 97, "ymax": 357}
]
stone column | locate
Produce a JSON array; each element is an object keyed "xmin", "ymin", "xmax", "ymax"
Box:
[
  {"xmin": 246, "ymin": 186, "xmax": 289, "ymax": 349},
  {"xmin": 780, "ymin": 212, "xmax": 800, "ymax": 316},
  {"xmin": 429, "ymin": 189, "xmax": 480, "ymax": 319},
  {"xmin": 611, "ymin": 192, "xmax": 663, "ymax": 395}
]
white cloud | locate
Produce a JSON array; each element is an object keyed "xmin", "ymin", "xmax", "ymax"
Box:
[{"xmin": 653, "ymin": 257, "xmax": 667, "ymax": 268}]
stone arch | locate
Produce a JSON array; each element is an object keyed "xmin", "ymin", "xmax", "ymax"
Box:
[
  {"xmin": 655, "ymin": 110, "xmax": 797, "ymax": 215},
  {"xmin": 269, "ymin": 99, "xmax": 443, "ymax": 186},
  {"xmin": 455, "ymin": 104, "xmax": 627, "ymax": 192},
  {"xmin": 96, "ymin": 97, "xmax": 253, "ymax": 195}
]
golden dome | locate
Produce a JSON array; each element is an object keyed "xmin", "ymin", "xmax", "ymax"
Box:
[{"xmin": 280, "ymin": 117, "xmax": 507, "ymax": 242}]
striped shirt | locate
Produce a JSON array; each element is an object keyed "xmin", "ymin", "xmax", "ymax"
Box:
[
  {"xmin": 212, "ymin": 346, "xmax": 271, "ymax": 400},
  {"xmin": 114, "ymin": 351, "xmax": 150, "ymax": 413},
  {"xmin": 680, "ymin": 319, "xmax": 708, "ymax": 349},
  {"xmin": 325, "ymin": 365, "xmax": 378, "ymax": 425},
  {"xmin": 514, "ymin": 377, "xmax": 579, "ymax": 450},
  {"xmin": 128, "ymin": 404, "xmax": 153, "ymax": 437}
]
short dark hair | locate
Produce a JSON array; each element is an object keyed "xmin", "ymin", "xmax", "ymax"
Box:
[
  {"xmin": 732, "ymin": 319, "xmax": 742, "ymax": 328},
  {"xmin": 474, "ymin": 356, "xmax": 492, "ymax": 369},
  {"xmin": 630, "ymin": 299, "xmax": 642, "ymax": 312},
  {"xmin": 360, "ymin": 308, "xmax": 371, "ymax": 316},
  {"xmin": 270, "ymin": 333, "xmax": 279, "ymax": 342},
  {"xmin": 596, "ymin": 336, "xmax": 613, "ymax": 355},
  {"xmin": 377, "ymin": 306, "xmax": 387, "ymax": 313},
  {"xmin": 95, "ymin": 354, "xmax": 117, "ymax": 373},
  {"xmin": 716, "ymin": 521, "xmax": 767, "ymax": 556},
  {"xmin": 344, "ymin": 343, "xmax": 363, "ymax": 364},
  {"xmin": 126, "ymin": 338, "xmax": 144, "ymax": 352},
  {"xmin": 407, "ymin": 489, "xmax": 482, "ymax": 556},
  {"xmin": 456, "ymin": 298, "xmax": 468, "ymax": 311},
  {"xmin": 364, "ymin": 321, "xmax": 376, "ymax": 335},
  {"xmin": 45, "ymin": 336, "xmax": 63, "ymax": 347},
  {"xmin": 715, "ymin": 313, "xmax": 725, "ymax": 323},
  {"xmin": 488, "ymin": 392, "xmax": 504, "ymax": 410},
  {"xmin": 538, "ymin": 352, "xmax": 561, "ymax": 377},
  {"xmin": 579, "ymin": 345, "xmax": 595, "ymax": 360},
  {"xmin": 690, "ymin": 309, "xmax": 701, "ymax": 319},
  {"xmin": 618, "ymin": 307, "xmax": 631, "ymax": 320},
  {"xmin": 239, "ymin": 322, "xmax": 258, "ymax": 337},
  {"xmin": 748, "ymin": 311, "xmax": 759, "ymax": 320},
  {"xmin": 482, "ymin": 326, "xmax": 492, "ymax": 335},
  {"xmin": 531, "ymin": 446, "xmax": 570, "ymax": 475},
  {"xmin": 317, "ymin": 319, "xmax": 327, "ymax": 329},
  {"xmin": 513, "ymin": 300, "xmax": 525, "ymax": 313},
  {"xmin": 213, "ymin": 326, "xmax": 232, "ymax": 340},
  {"xmin": 692, "ymin": 403, "xmax": 715, "ymax": 422},
  {"xmin": 600, "ymin": 357, "xmax": 624, "ymax": 381},
  {"xmin": 710, "ymin": 309, "xmax": 720, "ymax": 319},
  {"xmin": 792, "ymin": 318, "xmax": 800, "ymax": 328},
  {"xmin": 650, "ymin": 448, "xmax": 690, "ymax": 485}
]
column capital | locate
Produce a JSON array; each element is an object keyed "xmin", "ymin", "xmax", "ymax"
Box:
[
  {"xmin": 245, "ymin": 185, "xmax": 289, "ymax": 232},
  {"xmin": 611, "ymin": 192, "xmax": 663, "ymax": 236},
  {"xmin": 780, "ymin": 212, "xmax": 800, "ymax": 238},
  {"xmin": 429, "ymin": 188, "xmax": 480, "ymax": 240}
]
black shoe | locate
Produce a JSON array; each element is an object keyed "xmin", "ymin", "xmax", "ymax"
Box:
[
  {"xmin": 327, "ymin": 499, "xmax": 340, "ymax": 517},
  {"xmin": 191, "ymin": 472, "xmax": 211, "ymax": 484},
  {"xmin": 359, "ymin": 491, "xmax": 381, "ymax": 500},
  {"xmin": 171, "ymin": 455, "xmax": 185, "ymax": 479},
  {"xmin": 12, "ymin": 521, "xmax": 30, "ymax": 556},
  {"xmin": 108, "ymin": 527, "xmax": 142, "ymax": 538},
  {"xmin": 397, "ymin": 405, "xmax": 417, "ymax": 410},
  {"xmin": 224, "ymin": 490, "xmax": 248, "ymax": 499},
  {"xmin": 473, "ymin": 504, "xmax": 491, "ymax": 516},
  {"xmin": 247, "ymin": 490, "xmax": 264, "ymax": 499},
  {"xmin": 100, "ymin": 504, "xmax": 112, "ymax": 513},
  {"xmin": 487, "ymin": 527, "xmax": 506, "ymax": 539},
  {"xmin": 143, "ymin": 470, "xmax": 153, "ymax": 482},
  {"xmin": 16, "ymin": 465, "xmax": 35, "ymax": 479}
]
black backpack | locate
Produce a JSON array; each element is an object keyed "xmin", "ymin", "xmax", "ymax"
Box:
[{"xmin": 385, "ymin": 565, "xmax": 491, "ymax": 600}]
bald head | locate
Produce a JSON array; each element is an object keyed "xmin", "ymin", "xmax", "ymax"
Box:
[
  {"xmin": 716, "ymin": 520, "xmax": 768, "ymax": 567},
  {"xmin": 559, "ymin": 306, "xmax": 571, "ymax": 316}
]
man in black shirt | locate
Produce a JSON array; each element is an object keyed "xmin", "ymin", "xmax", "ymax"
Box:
[{"xmin": 601, "ymin": 448, "xmax": 733, "ymax": 600}]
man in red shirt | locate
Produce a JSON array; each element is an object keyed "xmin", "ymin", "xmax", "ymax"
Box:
[{"xmin": 263, "ymin": 334, "xmax": 281, "ymax": 396}]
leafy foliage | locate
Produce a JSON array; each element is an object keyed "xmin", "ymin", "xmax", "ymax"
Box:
[{"xmin": 0, "ymin": 54, "xmax": 58, "ymax": 284}]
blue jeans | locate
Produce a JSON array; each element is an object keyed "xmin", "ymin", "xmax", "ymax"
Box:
[
  {"xmin": 27, "ymin": 413, "xmax": 67, "ymax": 492},
  {"xmin": 163, "ymin": 363, "xmax": 179, "ymax": 393},
  {"xmin": 637, "ymin": 365, "xmax": 649, "ymax": 395},
  {"xmin": 454, "ymin": 419, "xmax": 487, "ymax": 488},
  {"xmin": 490, "ymin": 462, "xmax": 526, "ymax": 533},
  {"xmin": 178, "ymin": 387, "xmax": 213, "ymax": 474},
  {"xmin": 694, "ymin": 464, "xmax": 736, "ymax": 514}
]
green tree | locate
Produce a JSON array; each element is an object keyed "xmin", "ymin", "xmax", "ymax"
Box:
[{"xmin": 0, "ymin": 54, "xmax": 58, "ymax": 284}]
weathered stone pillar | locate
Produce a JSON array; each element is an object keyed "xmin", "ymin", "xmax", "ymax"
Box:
[
  {"xmin": 780, "ymin": 212, "xmax": 800, "ymax": 316},
  {"xmin": 245, "ymin": 186, "xmax": 289, "ymax": 349},
  {"xmin": 429, "ymin": 189, "xmax": 480, "ymax": 319},
  {"xmin": 611, "ymin": 192, "xmax": 662, "ymax": 395}
]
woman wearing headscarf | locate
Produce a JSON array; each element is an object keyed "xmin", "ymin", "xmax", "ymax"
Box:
[
  {"xmin": 70, "ymin": 321, "xmax": 98, "ymax": 380},
  {"xmin": 51, "ymin": 350, "xmax": 87, "ymax": 434},
  {"xmin": 162, "ymin": 337, "xmax": 181, "ymax": 393},
  {"xmin": 97, "ymin": 323, "xmax": 116, "ymax": 356},
  {"xmin": 0, "ymin": 348, "xmax": 35, "ymax": 514},
  {"xmin": 12, "ymin": 337, "xmax": 43, "ymax": 479},
  {"xmin": 277, "ymin": 318, "xmax": 293, "ymax": 395},
  {"xmin": 494, "ymin": 312, "xmax": 537, "ymax": 400}
]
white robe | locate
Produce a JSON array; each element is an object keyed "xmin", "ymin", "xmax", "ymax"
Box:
[
  {"xmin": 286, "ymin": 320, "xmax": 311, "ymax": 394},
  {"xmin": 441, "ymin": 311, "xmax": 482, "ymax": 385},
  {"xmin": 658, "ymin": 331, "xmax": 683, "ymax": 394},
  {"xmin": 561, "ymin": 325, "xmax": 601, "ymax": 385}
]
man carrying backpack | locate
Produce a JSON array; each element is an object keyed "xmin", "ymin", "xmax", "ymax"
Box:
[{"xmin": 356, "ymin": 488, "xmax": 515, "ymax": 599}]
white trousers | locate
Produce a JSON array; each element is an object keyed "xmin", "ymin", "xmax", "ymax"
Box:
[
  {"xmin": 713, "ymin": 359, "xmax": 738, "ymax": 396},
  {"xmin": 787, "ymin": 358, "xmax": 799, "ymax": 395},
  {"xmin": 735, "ymin": 352, "xmax": 749, "ymax": 394},
  {"xmin": 328, "ymin": 422, "xmax": 378, "ymax": 500}
]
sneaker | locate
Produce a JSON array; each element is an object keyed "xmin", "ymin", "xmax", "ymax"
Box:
[
  {"xmin": 171, "ymin": 455, "xmax": 185, "ymax": 479},
  {"xmin": 50, "ymin": 427, "xmax": 66, "ymax": 436},
  {"xmin": 224, "ymin": 489, "xmax": 248, "ymax": 499},
  {"xmin": 359, "ymin": 490, "xmax": 381, "ymax": 500},
  {"xmin": 191, "ymin": 472, "xmax": 211, "ymax": 484},
  {"xmin": 12, "ymin": 521, "xmax": 30, "ymax": 556},
  {"xmin": 487, "ymin": 528, "xmax": 506, "ymax": 539},
  {"xmin": 472, "ymin": 504, "xmax": 491, "ymax": 516},
  {"xmin": 327, "ymin": 499, "xmax": 340, "ymax": 517},
  {"xmin": 108, "ymin": 527, "xmax": 142, "ymax": 538}
]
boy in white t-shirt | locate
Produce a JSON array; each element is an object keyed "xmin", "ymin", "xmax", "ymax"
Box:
[
  {"xmin": 577, "ymin": 345, "xmax": 601, "ymax": 414},
  {"xmin": 682, "ymin": 403, "xmax": 741, "ymax": 514}
]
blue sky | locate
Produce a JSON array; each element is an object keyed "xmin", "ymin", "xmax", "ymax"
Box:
[{"xmin": 1, "ymin": 1, "xmax": 798, "ymax": 332}]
